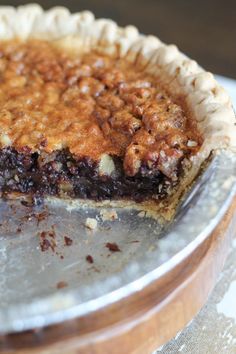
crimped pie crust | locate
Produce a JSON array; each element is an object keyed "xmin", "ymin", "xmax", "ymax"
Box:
[
  {"xmin": 0, "ymin": 4, "xmax": 235, "ymax": 219},
  {"xmin": 0, "ymin": 4, "xmax": 234, "ymax": 149}
]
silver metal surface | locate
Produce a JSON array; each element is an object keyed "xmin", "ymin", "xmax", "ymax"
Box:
[{"xmin": 0, "ymin": 150, "xmax": 236, "ymax": 334}]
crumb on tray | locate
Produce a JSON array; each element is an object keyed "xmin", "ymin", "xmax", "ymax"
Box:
[
  {"xmin": 56, "ymin": 281, "xmax": 68, "ymax": 289},
  {"xmin": 100, "ymin": 209, "xmax": 118, "ymax": 221},
  {"xmin": 86, "ymin": 254, "xmax": 94, "ymax": 264},
  {"xmin": 105, "ymin": 242, "xmax": 121, "ymax": 252},
  {"xmin": 85, "ymin": 217, "xmax": 98, "ymax": 230},
  {"xmin": 64, "ymin": 236, "xmax": 73, "ymax": 246}
]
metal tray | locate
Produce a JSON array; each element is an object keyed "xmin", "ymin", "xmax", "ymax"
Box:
[{"xmin": 0, "ymin": 150, "xmax": 236, "ymax": 334}]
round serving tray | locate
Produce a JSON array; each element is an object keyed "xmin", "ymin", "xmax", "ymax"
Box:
[{"xmin": 0, "ymin": 150, "xmax": 236, "ymax": 353}]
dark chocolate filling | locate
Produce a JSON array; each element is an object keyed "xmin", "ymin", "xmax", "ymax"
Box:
[{"xmin": 0, "ymin": 147, "xmax": 178, "ymax": 202}]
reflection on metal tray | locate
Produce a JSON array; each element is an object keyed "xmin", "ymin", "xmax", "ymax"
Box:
[{"xmin": 0, "ymin": 150, "xmax": 236, "ymax": 334}]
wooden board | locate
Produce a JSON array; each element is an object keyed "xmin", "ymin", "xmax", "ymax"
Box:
[{"xmin": 2, "ymin": 197, "xmax": 236, "ymax": 354}]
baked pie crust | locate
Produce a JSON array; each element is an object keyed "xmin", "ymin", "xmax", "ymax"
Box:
[{"xmin": 0, "ymin": 4, "xmax": 235, "ymax": 219}]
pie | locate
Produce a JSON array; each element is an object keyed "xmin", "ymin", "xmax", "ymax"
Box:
[{"xmin": 0, "ymin": 4, "xmax": 235, "ymax": 219}]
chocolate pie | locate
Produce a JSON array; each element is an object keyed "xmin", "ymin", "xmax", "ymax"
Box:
[{"xmin": 0, "ymin": 4, "xmax": 235, "ymax": 218}]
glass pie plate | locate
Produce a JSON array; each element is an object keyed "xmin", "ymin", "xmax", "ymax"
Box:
[{"xmin": 0, "ymin": 148, "xmax": 235, "ymax": 341}]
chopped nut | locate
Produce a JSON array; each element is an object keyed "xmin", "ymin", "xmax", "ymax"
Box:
[
  {"xmin": 187, "ymin": 140, "xmax": 198, "ymax": 147},
  {"xmin": 14, "ymin": 174, "xmax": 19, "ymax": 182},
  {"xmin": 98, "ymin": 154, "xmax": 115, "ymax": 176},
  {"xmin": 138, "ymin": 211, "xmax": 146, "ymax": 218},
  {"xmin": 0, "ymin": 133, "xmax": 12, "ymax": 146}
]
